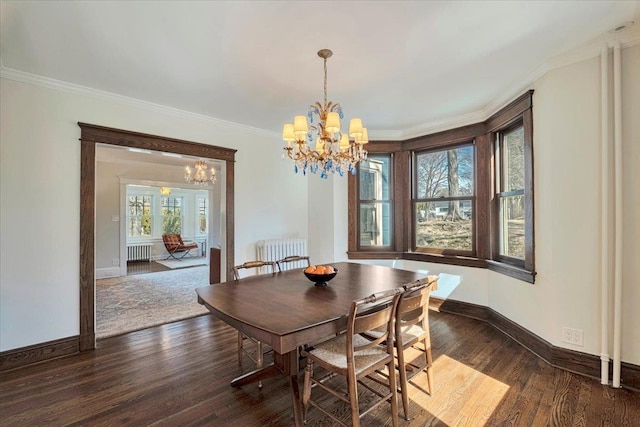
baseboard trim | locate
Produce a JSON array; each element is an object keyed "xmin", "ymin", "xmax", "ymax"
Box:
[
  {"xmin": 0, "ymin": 336, "xmax": 79, "ymax": 372},
  {"xmin": 96, "ymin": 267, "xmax": 121, "ymax": 279},
  {"xmin": 432, "ymin": 297, "xmax": 640, "ymax": 391}
]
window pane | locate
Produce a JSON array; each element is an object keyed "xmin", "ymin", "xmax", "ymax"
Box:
[
  {"xmin": 162, "ymin": 196, "xmax": 183, "ymax": 215},
  {"xmin": 359, "ymin": 202, "xmax": 391, "ymax": 247},
  {"xmin": 500, "ymin": 194, "xmax": 525, "ymax": 259},
  {"xmin": 162, "ymin": 215, "xmax": 182, "ymax": 234},
  {"xmin": 128, "ymin": 195, "xmax": 152, "ymax": 216},
  {"xmin": 415, "ymin": 201, "xmax": 472, "ymax": 251},
  {"xmin": 127, "ymin": 195, "xmax": 152, "ymax": 237},
  {"xmin": 198, "ymin": 198, "xmax": 207, "ymax": 234},
  {"xmin": 416, "ymin": 146, "xmax": 473, "ymax": 198},
  {"xmin": 359, "ymin": 157, "xmax": 390, "ymax": 200},
  {"xmin": 128, "ymin": 215, "xmax": 152, "ymax": 237},
  {"xmin": 162, "ymin": 196, "xmax": 183, "ymax": 234},
  {"xmin": 503, "ymin": 126, "xmax": 524, "ymax": 192}
]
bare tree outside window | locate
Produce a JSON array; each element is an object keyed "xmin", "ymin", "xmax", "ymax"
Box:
[{"xmin": 414, "ymin": 145, "xmax": 474, "ymax": 252}]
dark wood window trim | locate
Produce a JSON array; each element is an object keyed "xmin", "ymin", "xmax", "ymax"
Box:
[
  {"xmin": 411, "ymin": 141, "xmax": 477, "ymax": 257},
  {"xmin": 489, "ymin": 96, "xmax": 535, "ymax": 282},
  {"xmin": 347, "ymin": 90, "xmax": 535, "ymax": 280},
  {"xmin": 78, "ymin": 123, "xmax": 237, "ymax": 352},
  {"xmin": 355, "ymin": 153, "xmax": 394, "ymax": 252}
]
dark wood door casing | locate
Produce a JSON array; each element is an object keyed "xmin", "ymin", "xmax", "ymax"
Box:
[{"xmin": 78, "ymin": 123, "xmax": 237, "ymax": 351}]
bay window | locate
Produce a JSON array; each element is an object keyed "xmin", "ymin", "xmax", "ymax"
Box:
[
  {"xmin": 347, "ymin": 90, "xmax": 535, "ymax": 282},
  {"xmin": 126, "ymin": 186, "xmax": 210, "ymax": 243}
]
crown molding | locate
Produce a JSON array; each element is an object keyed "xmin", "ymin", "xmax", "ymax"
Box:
[
  {"xmin": 401, "ymin": 110, "xmax": 487, "ymax": 140},
  {"xmin": 379, "ymin": 28, "xmax": 640, "ymax": 141},
  {"xmin": 2, "ymin": 27, "xmax": 639, "ymax": 143},
  {"xmin": 368, "ymin": 129, "xmax": 404, "ymax": 140},
  {"xmin": 0, "ymin": 66, "xmax": 279, "ymax": 139}
]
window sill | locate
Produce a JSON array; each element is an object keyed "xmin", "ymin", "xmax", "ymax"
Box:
[
  {"xmin": 347, "ymin": 251, "xmax": 486, "ymax": 269},
  {"xmin": 403, "ymin": 252, "xmax": 487, "ymax": 268},
  {"xmin": 486, "ymin": 260, "xmax": 536, "ymax": 283},
  {"xmin": 347, "ymin": 251, "xmax": 403, "ymax": 260},
  {"xmin": 347, "ymin": 251, "xmax": 536, "ymax": 283}
]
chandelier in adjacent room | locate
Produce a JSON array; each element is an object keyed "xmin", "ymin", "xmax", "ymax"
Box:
[
  {"xmin": 282, "ymin": 49, "xmax": 368, "ymax": 178},
  {"xmin": 185, "ymin": 160, "xmax": 216, "ymax": 186},
  {"xmin": 159, "ymin": 187, "xmax": 171, "ymax": 196}
]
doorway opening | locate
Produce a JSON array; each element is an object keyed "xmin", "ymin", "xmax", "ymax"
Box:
[{"xmin": 79, "ymin": 123, "xmax": 236, "ymax": 351}]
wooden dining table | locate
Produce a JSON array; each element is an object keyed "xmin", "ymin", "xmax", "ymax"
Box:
[{"xmin": 195, "ymin": 261, "xmax": 427, "ymax": 426}]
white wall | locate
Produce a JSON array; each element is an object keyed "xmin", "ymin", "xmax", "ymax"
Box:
[
  {"xmin": 620, "ymin": 44, "xmax": 640, "ymax": 364},
  {"xmin": 307, "ymin": 173, "xmax": 337, "ymax": 265},
  {"xmin": 95, "ymin": 160, "xmax": 121, "ymax": 273},
  {"xmin": 0, "ymin": 77, "xmax": 308, "ymax": 351},
  {"xmin": 332, "ymin": 45, "xmax": 640, "ymax": 365}
]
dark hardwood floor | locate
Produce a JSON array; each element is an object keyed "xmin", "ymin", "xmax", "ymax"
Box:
[
  {"xmin": 0, "ymin": 312, "xmax": 637, "ymax": 426},
  {"xmin": 126, "ymin": 260, "xmax": 171, "ymax": 276}
]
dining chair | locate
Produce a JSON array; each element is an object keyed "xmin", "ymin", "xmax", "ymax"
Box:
[
  {"xmin": 359, "ymin": 275, "xmax": 438, "ymax": 420},
  {"xmin": 392, "ymin": 275, "xmax": 438, "ymax": 420},
  {"xmin": 232, "ymin": 260, "xmax": 277, "ymax": 389},
  {"xmin": 301, "ymin": 288, "xmax": 402, "ymax": 427},
  {"xmin": 232, "ymin": 260, "xmax": 277, "ymax": 280},
  {"xmin": 275, "ymin": 255, "xmax": 311, "ymax": 272}
]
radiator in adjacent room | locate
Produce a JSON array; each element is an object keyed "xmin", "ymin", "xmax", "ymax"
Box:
[
  {"xmin": 127, "ymin": 243, "xmax": 152, "ymax": 262},
  {"xmin": 256, "ymin": 238, "xmax": 308, "ymax": 270}
]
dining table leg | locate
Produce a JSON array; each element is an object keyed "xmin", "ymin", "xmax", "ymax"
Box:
[
  {"xmin": 290, "ymin": 373, "xmax": 303, "ymax": 427},
  {"xmin": 274, "ymin": 349, "xmax": 303, "ymax": 426}
]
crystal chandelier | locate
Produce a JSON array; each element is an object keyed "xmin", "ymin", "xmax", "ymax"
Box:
[
  {"xmin": 282, "ymin": 49, "xmax": 368, "ymax": 178},
  {"xmin": 185, "ymin": 160, "xmax": 216, "ymax": 186}
]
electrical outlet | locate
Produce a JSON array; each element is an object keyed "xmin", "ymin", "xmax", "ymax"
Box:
[
  {"xmin": 112, "ymin": 258, "xmax": 119, "ymax": 266},
  {"xmin": 562, "ymin": 327, "xmax": 584, "ymax": 346}
]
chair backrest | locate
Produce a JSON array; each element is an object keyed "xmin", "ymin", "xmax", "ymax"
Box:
[
  {"xmin": 396, "ymin": 276, "xmax": 438, "ymax": 335},
  {"xmin": 232, "ymin": 260, "xmax": 277, "ymax": 280},
  {"xmin": 347, "ymin": 288, "xmax": 402, "ymax": 360},
  {"xmin": 162, "ymin": 234, "xmax": 183, "ymax": 250},
  {"xmin": 276, "ymin": 255, "xmax": 311, "ymax": 272}
]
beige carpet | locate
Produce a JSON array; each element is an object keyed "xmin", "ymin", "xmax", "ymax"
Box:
[{"xmin": 96, "ymin": 266, "xmax": 210, "ymax": 339}]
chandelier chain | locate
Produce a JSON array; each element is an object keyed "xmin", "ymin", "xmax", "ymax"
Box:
[{"xmin": 323, "ymin": 56, "xmax": 328, "ymax": 107}]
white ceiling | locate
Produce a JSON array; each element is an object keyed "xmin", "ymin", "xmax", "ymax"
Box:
[{"xmin": 2, "ymin": 1, "xmax": 639, "ymax": 139}]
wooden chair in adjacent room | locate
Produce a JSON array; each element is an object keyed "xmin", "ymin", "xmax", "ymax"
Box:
[
  {"xmin": 231, "ymin": 260, "xmax": 278, "ymax": 389},
  {"xmin": 301, "ymin": 288, "xmax": 402, "ymax": 427},
  {"xmin": 275, "ymin": 255, "xmax": 311, "ymax": 272}
]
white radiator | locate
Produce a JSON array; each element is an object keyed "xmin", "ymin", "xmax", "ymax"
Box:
[
  {"xmin": 127, "ymin": 243, "xmax": 152, "ymax": 262},
  {"xmin": 256, "ymin": 238, "xmax": 308, "ymax": 270}
]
